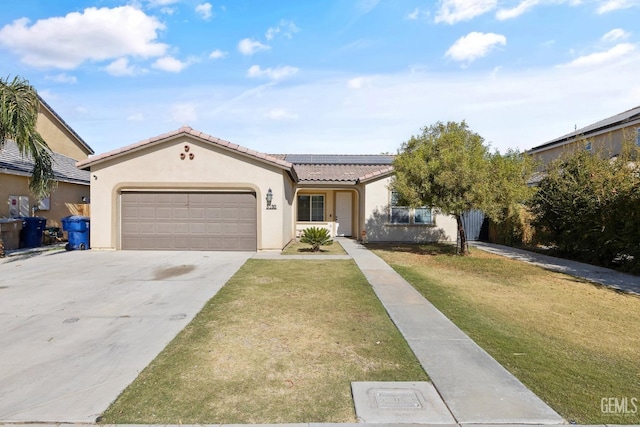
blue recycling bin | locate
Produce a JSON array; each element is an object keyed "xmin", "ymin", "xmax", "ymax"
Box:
[
  {"xmin": 18, "ymin": 217, "xmax": 47, "ymax": 248},
  {"xmin": 61, "ymin": 215, "xmax": 90, "ymax": 250}
]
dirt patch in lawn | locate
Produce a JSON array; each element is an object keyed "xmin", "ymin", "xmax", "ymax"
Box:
[{"xmin": 101, "ymin": 259, "xmax": 426, "ymax": 424}]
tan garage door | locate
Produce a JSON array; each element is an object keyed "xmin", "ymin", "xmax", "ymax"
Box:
[{"xmin": 121, "ymin": 192, "xmax": 257, "ymax": 251}]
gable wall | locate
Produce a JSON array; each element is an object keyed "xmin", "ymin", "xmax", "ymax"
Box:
[
  {"xmin": 89, "ymin": 135, "xmax": 292, "ymax": 250},
  {"xmin": 37, "ymin": 106, "xmax": 90, "ymax": 161}
]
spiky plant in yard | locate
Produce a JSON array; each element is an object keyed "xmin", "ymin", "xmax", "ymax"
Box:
[{"xmin": 299, "ymin": 227, "xmax": 333, "ymax": 252}]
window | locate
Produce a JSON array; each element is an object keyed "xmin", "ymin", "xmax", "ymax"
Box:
[
  {"xmin": 390, "ymin": 192, "xmax": 410, "ymax": 224},
  {"xmin": 585, "ymin": 141, "xmax": 592, "ymax": 151},
  {"xmin": 636, "ymin": 128, "xmax": 640, "ymax": 147},
  {"xmin": 297, "ymin": 194, "xmax": 324, "ymax": 221},
  {"xmin": 390, "ymin": 192, "xmax": 433, "ymax": 225}
]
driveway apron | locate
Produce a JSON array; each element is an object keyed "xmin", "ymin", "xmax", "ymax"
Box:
[{"xmin": 0, "ymin": 249, "xmax": 252, "ymax": 423}]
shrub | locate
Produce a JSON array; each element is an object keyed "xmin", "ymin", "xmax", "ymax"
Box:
[{"xmin": 299, "ymin": 227, "xmax": 333, "ymax": 252}]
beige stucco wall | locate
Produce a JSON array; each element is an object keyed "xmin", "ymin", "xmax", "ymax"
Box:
[
  {"xmin": 531, "ymin": 125, "xmax": 639, "ymax": 167},
  {"xmin": 37, "ymin": 106, "xmax": 91, "ymax": 161},
  {"xmin": 88, "ymin": 135, "xmax": 293, "ymax": 251},
  {"xmin": 362, "ymin": 176, "xmax": 457, "ymax": 242},
  {"xmin": 0, "ymin": 172, "xmax": 89, "ymax": 227}
]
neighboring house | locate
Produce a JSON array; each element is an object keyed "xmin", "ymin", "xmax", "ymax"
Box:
[
  {"xmin": 0, "ymin": 96, "xmax": 94, "ymax": 226},
  {"xmin": 528, "ymin": 105, "xmax": 640, "ymax": 165},
  {"xmin": 77, "ymin": 126, "xmax": 458, "ymax": 251}
]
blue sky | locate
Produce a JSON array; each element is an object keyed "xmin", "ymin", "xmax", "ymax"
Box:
[{"xmin": 1, "ymin": 0, "xmax": 639, "ymax": 156}]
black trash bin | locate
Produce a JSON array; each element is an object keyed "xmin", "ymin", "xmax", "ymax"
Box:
[
  {"xmin": 18, "ymin": 217, "xmax": 47, "ymax": 249},
  {"xmin": 61, "ymin": 215, "xmax": 90, "ymax": 250}
]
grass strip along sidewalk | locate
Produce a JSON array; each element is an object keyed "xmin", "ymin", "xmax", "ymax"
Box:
[
  {"xmin": 371, "ymin": 243, "xmax": 640, "ymax": 425},
  {"xmin": 101, "ymin": 259, "xmax": 427, "ymax": 424}
]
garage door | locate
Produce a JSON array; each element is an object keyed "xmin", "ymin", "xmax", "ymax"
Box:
[{"xmin": 121, "ymin": 192, "xmax": 257, "ymax": 251}]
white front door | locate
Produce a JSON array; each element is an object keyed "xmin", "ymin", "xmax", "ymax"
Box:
[{"xmin": 335, "ymin": 192, "xmax": 352, "ymax": 237}]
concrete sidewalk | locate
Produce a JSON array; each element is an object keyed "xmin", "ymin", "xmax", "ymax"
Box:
[
  {"xmin": 338, "ymin": 238, "xmax": 564, "ymax": 425},
  {"xmin": 472, "ymin": 242, "xmax": 640, "ymax": 296}
]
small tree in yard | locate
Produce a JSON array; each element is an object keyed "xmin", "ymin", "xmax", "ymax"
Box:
[
  {"xmin": 392, "ymin": 121, "xmax": 535, "ymax": 255},
  {"xmin": 300, "ymin": 227, "xmax": 333, "ymax": 252}
]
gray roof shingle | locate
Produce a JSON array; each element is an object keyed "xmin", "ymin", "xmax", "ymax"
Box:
[
  {"xmin": 0, "ymin": 140, "xmax": 90, "ymax": 184},
  {"xmin": 280, "ymin": 154, "xmax": 394, "ymax": 165}
]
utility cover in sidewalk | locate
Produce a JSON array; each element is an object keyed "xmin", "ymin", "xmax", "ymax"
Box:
[{"xmin": 351, "ymin": 381, "xmax": 455, "ymax": 423}]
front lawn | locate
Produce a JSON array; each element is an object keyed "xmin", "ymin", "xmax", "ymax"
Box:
[
  {"xmin": 371, "ymin": 243, "xmax": 640, "ymax": 425},
  {"xmin": 101, "ymin": 259, "xmax": 426, "ymax": 424}
]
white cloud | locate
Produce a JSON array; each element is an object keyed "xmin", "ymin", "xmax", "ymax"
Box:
[
  {"xmin": 597, "ymin": 0, "xmax": 640, "ymax": 13},
  {"xmin": 348, "ymin": 76, "xmax": 374, "ymax": 89},
  {"xmin": 405, "ymin": 7, "xmax": 430, "ymax": 19},
  {"xmin": 496, "ymin": 0, "xmax": 540, "ymax": 20},
  {"xmin": 562, "ymin": 43, "xmax": 636, "ymax": 67},
  {"xmin": 171, "ymin": 103, "xmax": 198, "ymax": 123},
  {"xmin": 246, "ymin": 65, "xmax": 299, "ymax": 80},
  {"xmin": 127, "ymin": 112, "xmax": 144, "ymax": 121},
  {"xmin": 152, "ymin": 56, "xmax": 191, "ymax": 73},
  {"xmin": 195, "ymin": 3, "xmax": 213, "ymax": 20},
  {"xmin": 238, "ymin": 38, "xmax": 270, "ymax": 55},
  {"xmin": 265, "ymin": 20, "xmax": 300, "ymax": 40},
  {"xmin": 446, "ymin": 32, "xmax": 507, "ymax": 63},
  {"xmin": 602, "ymin": 28, "xmax": 630, "ymax": 42},
  {"xmin": 209, "ymin": 49, "xmax": 227, "ymax": 59},
  {"xmin": 0, "ymin": 6, "xmax": 168, "ymax": 69},
  {"xmin": 45, "ymin": 73, "xmax": 77, "ymax": 84},
  {"xmin": 357, "ymin": 0, "xmax": 381, "ymax": 13},
  {"xmin": 106, "ymin": 57, "xmax": 141, "ymax": 76},
  {"xmin": 266, "ymin": 109, "xmax": 298, "ymax": 120},
  {"xmin": 160, "ymin": 7, "xmax": 176, "ymax": 15},
  {"xmin": 147, "ymin": 0, "xmax": 180, "ymax": 6},
  {"xmin": 435, "ymin": 0, "xmax": 497, "ymax": 24}
]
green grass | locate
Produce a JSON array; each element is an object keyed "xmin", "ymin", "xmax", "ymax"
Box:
[
  {"xmin": 281, "ymin": 239, "xmax": 347, "ymax": 255},
  {"xmin": 100, "ymin": 259, "xmax": 426, "ymax": 424},
  {"xmin": 370, "ymin": 243, "xmax": 640, "ymax": 425}
]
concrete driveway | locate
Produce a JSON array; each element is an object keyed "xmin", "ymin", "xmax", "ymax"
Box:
[{"xmin": 0, "ymin": 249, "xmax": 252, "ymax": 423}]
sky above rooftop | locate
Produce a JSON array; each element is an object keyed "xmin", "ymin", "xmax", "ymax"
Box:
[{"xmin": 1, "ymin": 0, "xmax": 638, "ymax": 156}]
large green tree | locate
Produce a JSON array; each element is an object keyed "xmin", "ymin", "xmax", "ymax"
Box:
[
  {"xmin": 1, "ymin": 76, "xmax": 55, "ymax": 257},
  {"xmin": 1, "ymin": 75, "xmax": 56, "ymax": 198},
  {"xmin": 392, "ymin": 120, "xmax": 534, "ymax": 255}
]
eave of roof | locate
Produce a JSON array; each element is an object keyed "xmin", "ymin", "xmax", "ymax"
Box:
[
  {"xmin": 76, "ymin": 126, "xmax": 296, "ymax": 179},
  {"xmin": 0, "ymin": 140, "xmax": 90, "ymax": 185},
  {"xmin": 38, "ymin": 95, "xmax": 94, "ymax": 155},
  {"xmin": 528, "ymin": 105, "xmax": 640, "ymax": 153}
]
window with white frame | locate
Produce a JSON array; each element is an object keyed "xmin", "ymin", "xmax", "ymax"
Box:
[
  {"xmin": 390, "ymin": 191, "xmax": 433, "ymax": 225},
  {"xmin": 297, "ymin": 194, "xmax": 325, "ymax": 221}
]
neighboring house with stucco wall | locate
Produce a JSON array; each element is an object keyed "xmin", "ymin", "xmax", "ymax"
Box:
[
  {"xmin": 528, "ymin": 105, "xmax": 640, "ymax": 166},
  {"xmin": 77, "ymin": 126, "xmax": 458, "ymax": 251},
  {"xmin": 0, "ymin": 96, "xmax": 93, "ymax": 227}
]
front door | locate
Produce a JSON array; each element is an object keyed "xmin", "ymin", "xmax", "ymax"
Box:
[{"xmin": 335, "ymin": 192, "xmax": 352, "ymax": 237}]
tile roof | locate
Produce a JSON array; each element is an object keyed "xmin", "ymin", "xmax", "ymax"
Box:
[
  {"xmin": 0, "ymin": 140, "xmax": 90, "ymax": 184},
  {"xmin": 294, "ymin": 164, "xmax": 394, "ymax": 183},
  {"xmin": 529, "ymin": 105, "xmax": 640, "ymax": 152},
  {"xmin": 76, "ymin": 126, "xmax": 294, "ymax": 173},
  {"xmin": 279, "ymin": 154, "xmax": 394, "ymax": 165}
]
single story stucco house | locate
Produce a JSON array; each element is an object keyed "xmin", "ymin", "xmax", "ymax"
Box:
[{"xmin": 77, "ymin": 126, "xmax": 458, "ymax": 251}]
